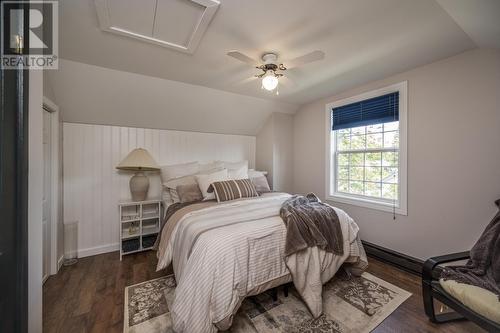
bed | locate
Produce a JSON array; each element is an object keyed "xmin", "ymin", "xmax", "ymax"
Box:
[{"xmin": 155, "ymin": 191, "xmax": 367, "ymax": 333}]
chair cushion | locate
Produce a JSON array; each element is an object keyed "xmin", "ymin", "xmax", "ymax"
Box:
[{"xmin": 439, "ymin": 279, "xmax": 500, "ymax": 324}]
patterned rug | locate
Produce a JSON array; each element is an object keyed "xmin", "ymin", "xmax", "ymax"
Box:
[{"xmin": 124, "ymin": 273, "xmax": 411, "ymax": 333}]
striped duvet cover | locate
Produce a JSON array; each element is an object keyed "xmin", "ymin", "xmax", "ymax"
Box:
[{"xmin": 156, "ymin": 192, "xmax": 366, "ymax": 332}]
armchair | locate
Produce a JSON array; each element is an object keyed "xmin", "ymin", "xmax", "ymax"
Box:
[{"xmin": 422, "ymin": 251, "xmax": 500, "ymax": 332}]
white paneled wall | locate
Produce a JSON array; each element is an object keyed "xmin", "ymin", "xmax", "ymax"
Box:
[{"xmin": 63, "ymin": 122, "xmax": 256, "ymax": 257}]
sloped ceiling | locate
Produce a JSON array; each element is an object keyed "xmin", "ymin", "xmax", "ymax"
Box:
[
  {"xmin": 58, "ymin": 0, "xmax": 477, "ymax": 106},
  {"xmin": 48, "ymin": 59, "xmax": 296, "ymax": 136}
]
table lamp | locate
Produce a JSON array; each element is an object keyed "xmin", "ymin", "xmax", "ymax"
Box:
[{"xmin": 116, "ymin": 148, "xmax": 159, "ymax": 201}]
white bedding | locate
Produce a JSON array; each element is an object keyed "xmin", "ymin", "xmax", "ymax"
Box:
[{"xmin": 156, "ymin": 193, "xmax": 366, "ymax": 333}]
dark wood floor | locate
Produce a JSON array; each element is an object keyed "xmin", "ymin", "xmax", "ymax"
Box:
[{"xmin": 43, "ymin": 251, "xmax": 481, "ymax": 333}]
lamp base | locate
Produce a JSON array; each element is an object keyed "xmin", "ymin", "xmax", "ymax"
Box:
[{"xmin": 130, "ymin": 172, "xmax": 149, "ymax": 202}]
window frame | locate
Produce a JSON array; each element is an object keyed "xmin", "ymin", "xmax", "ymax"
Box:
[{"xmin": 325, "ymin": 81, "xmax": 408, "ymax": 215}]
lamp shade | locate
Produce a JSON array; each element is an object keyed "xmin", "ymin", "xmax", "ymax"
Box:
[{"xmin": 116, "ymin": 148, "xmax": 159, "ymax": 171}]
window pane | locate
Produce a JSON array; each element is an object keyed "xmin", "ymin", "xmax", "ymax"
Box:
[
  {"xmin": 349, "ymin": 166, "xmax": 364, "ymax": 181},
  {"xmin": 382, "ymin": 152, "xmax": 398, "ymax": 166},
  {"xmin": 351, "ymin": 126, "xmax": 365, "ymax": 135},
  {"xmin": 366, "ymin": 133, "xmax": 383, "ymax": 149},
  {"xmin": 365, "ymin": 166, "xmax": 381, "ymax": 182},
  {"xmin": 337, "ymin": 153, "xmax": 349, "ymax": 166},
  {"xmin": 350, "ymin": 153, "xmax": 364, "ymax": 167},
  {"xmin": 332, "ymin": 119, "xmax": 401, "ymax": 206},
  {"xmin": 337, "ymin": 133, "xmax": 350, "ymax": 150},
  {"xmin": 384, "ymin": 131, "xmax": 399, "ymax": 148},
  {"xmin": 337, "ymin": 166, "xmax": 349, "ymax": 179},
  {"xmin": 367, "ymin": 123, "xmax": 383, "ymax": 133},
  {"xmin": 349, "ymin": 181, "xmax": 363, "ymax": 195},
  {"xmin": 337, "ymin": 179, "xmax": 349, "ymax": 192},
  {"xmin": 382, "ymin": 183, "xmax": 398, "ymax": 200},
  {"xmin": 365, "ymin": 152, "xmax": 381, "ymax": 166},
  {"xmin": 338, "ymin": 128, "xmax": 350, "ymax": 136},
  {"xmin": 384, "ymin": 121, "xmax": 399, "ymax": 131},
  {"xmin": 382, "ymin": 167, "xmax": 398, "ymax": 183},
  {"xmin": 365, "ymin": 182, "xmax": 381, "ymax": 197},
  {"xmin": 351, "ymin": 134, "xmax": 366, "ymax": 149}
]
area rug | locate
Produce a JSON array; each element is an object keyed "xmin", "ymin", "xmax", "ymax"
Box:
[{"xmin": 124, "ymin": 273, "xmax": 411, "ymax": 333}]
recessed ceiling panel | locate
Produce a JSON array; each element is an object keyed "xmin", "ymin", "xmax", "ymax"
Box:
[
  {"xmin": 94, "ymin": 0, "xmax": 219, "ymax": 53},
  {"xmin": 107, "ymin": 0, "xmax": 156, "ymax": 37},
  {"xmin": 153, "ymin": 0, "xmax": 205, "ymax": 47}
]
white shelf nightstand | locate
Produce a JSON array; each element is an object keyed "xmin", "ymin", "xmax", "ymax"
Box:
[{"xmin": 119, "ymin": 199, "xmax": 161, "ymax": 260}]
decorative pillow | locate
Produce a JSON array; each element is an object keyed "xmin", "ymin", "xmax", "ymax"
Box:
[
  {"xmin": 221, "ymin": 160, "xmax": 248, "ymax": 171},
  {"xmin": 160, "ymin": 162, "xmax": 199, "ymax": 184},
  {"xmin": 228, "ymin": 165, "xmax": 248, "ymax": 180},
  {"xmin": 195, "ymin": 169, "xmax": 229, "ymax": 200},
  {"xmin": 250, "ymin": 175, "xmax": 271, "ymax": 194},
  {"xmin": 163, "ymin": 175, "xmax": 198, "ymax": 203},
  {"xmin": 210, "ymin": 179, "xmax": 259, "ymax": 202},
  {"xmin": 176, "ymin": 184, "xmax": 203, "ymax": 203}
]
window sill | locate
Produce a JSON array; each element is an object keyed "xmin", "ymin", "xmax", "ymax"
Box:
[{"xmin": 326, "ymin": 193, "xmax": 407, "ymax": 216}]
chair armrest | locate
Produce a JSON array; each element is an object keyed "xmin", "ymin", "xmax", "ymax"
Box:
[{"xmin": 422, "ymin": 251, "xmax": 470, "ymax": 282}]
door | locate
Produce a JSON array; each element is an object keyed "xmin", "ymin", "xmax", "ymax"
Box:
[{"xmin": 42, "ymin": 109, "xmax": 52, "ymax": 282}]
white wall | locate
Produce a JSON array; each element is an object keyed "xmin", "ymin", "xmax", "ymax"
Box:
[
  {"xmin": 28, "ymin": 70, "xmax": 43, "ymax": 333},
  {"xmin": 256, "ymin": 113, "xmax": 293, "ymax": 192},
  {"xmin": 256, "ymin": 115, "xmax": 274, "ymax": 187},
  {"xmin": 293, "ymin": 48, "xmax": 500, "ymax": 260},
  {"xmin": 47, "ymin": 59, "xmax": 298, "ymax": 136},
  {"xmin": 63, "ymin": 122, "xmax": 256, "ymax": 257}
]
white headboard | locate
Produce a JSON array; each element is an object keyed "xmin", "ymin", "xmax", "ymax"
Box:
[{"xmin": 63, "ymin": 122, "xmax": 255, "ymax": 256}]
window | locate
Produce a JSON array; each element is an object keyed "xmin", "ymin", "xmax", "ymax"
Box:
[{"xmin": 325, "ymin": 82, "xmax": 407, "ymax": 215}]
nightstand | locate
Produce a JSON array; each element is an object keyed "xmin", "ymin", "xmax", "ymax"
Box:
[{"xmin": 119, "ymin": 199, "xmax": 161, "ymax": 260}]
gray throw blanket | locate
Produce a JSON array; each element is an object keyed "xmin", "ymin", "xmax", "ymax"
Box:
[
  {"xmin": 279, "ymin": 193, "xmax": 343, "ymax": 257},
  {"xmin": 441, "ymin": 198, "xmax": 500, "ymax": 297}
]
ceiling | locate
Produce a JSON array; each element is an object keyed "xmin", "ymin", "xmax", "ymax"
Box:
[
  {"xmin": 436, "ymin": 0, "xmax": 500, "ymax": 49},
  {"xmin": 58, "ymin": 0, "xmax": 494, "ymax": 106}
]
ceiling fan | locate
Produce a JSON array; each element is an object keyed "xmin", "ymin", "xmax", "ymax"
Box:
[{"xmin": 227, "ymin": 50, "xmax": 325, "ymax": 94}]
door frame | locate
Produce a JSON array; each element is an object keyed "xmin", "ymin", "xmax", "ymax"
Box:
[
  {"xmin": 42, "ymin": 96, "xmax": 61, "ymax": 275},
  {"xmin": 0, "ymin": 2, "xmax": 30, "ymax": 331}
]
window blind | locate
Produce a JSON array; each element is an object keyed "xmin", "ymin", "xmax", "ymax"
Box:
[{"xmin": 332, "ymin": 92, "xmax": 399, "ymax": 130}]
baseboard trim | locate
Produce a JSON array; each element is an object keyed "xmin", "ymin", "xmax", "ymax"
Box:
[
  {"xmin": 362, "ymin": 240, "xmax": 423, "ymax": 276},
  {"xmin": 78, "ymin": 243, "xmax": 119, "ymax": 258},
  {"xmin": 57, "ymin": 255, "xmax": 64, "ymax": 272}
]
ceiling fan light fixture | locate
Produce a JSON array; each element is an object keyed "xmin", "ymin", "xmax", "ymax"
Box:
[{"xmin": 262, "ymin": 71, "xmax": 279, "ymax": 91}]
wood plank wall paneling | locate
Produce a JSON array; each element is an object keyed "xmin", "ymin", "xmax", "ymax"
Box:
[{"xmin": 63, "ymin": 122, "xmax": 256, "ymax": 257}]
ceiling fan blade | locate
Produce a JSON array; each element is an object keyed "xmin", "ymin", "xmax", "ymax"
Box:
[
  {"xmin": 285, "ymin": 50, "xmax": 325, "ymax": 69},
  {"xmin": 227, "ymin": 51, "xmax": 259, "ymax": 66}
]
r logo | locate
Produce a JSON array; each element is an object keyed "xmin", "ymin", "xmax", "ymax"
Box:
[{"xmin": 1, "ymin": 1, "xmax": 58, "ymax": 69}]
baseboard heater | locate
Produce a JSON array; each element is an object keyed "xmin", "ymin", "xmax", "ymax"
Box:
[{"xmin": 362, "ymin": 240, "xmax": 424, "ymax": 276}]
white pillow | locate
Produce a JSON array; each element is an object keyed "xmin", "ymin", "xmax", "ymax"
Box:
[
  {"xmin": 160, "ymin": 162, "xmax": 199, "ymax": 184},
  {"xmin": 248, "ymin": 169, "xmax": 267, "ymax": 178},
  {"xmin": 164, "ymin": 175, "xmax": 197, "ymax": 189},
  {"xmin": 228, "ymin": 165, "xmax": 248, "ymax": 180},
  {"xmin": 195, "ymin": 169, "xmax": 229, "ymax": 200},
  {"xmin": 199, "ymin": 161, "xmax": 224, "ymax": 173},
  {"xmin": 221, "ymin": 160, "xmax": 248, "ymax": 171}
]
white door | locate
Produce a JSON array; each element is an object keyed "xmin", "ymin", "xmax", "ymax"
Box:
[{"xmin": 42, "ymin": 109, "xmax": 52, "ymax": 283}]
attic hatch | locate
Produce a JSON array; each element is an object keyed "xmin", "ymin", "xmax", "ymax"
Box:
[{"xmin": 94, "ymin": 0, "xmax": 220, "ymax": 54}]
